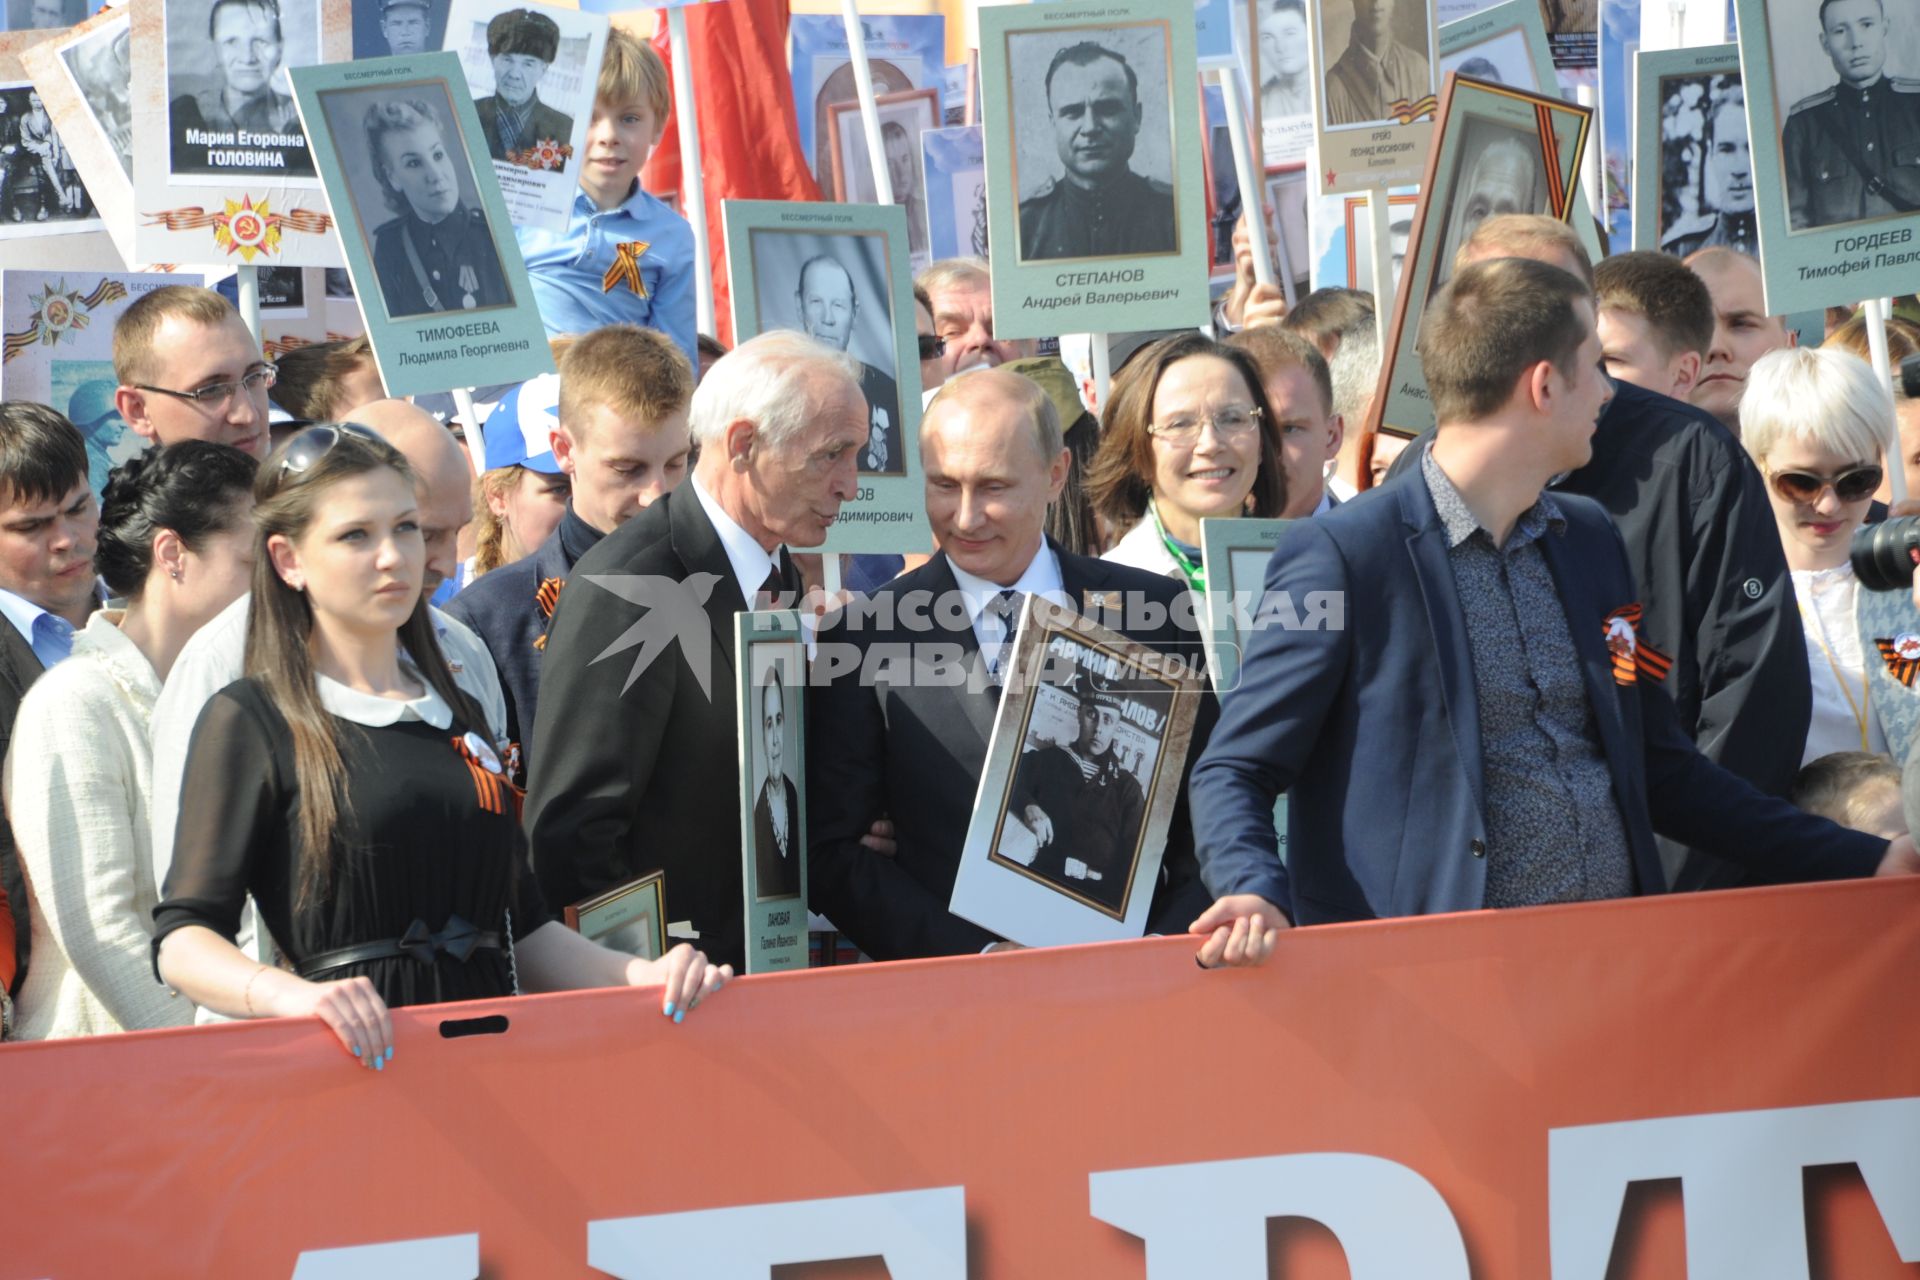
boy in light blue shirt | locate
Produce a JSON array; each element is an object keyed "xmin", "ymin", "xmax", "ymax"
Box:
[{"xmin": 517, "ymin": 28, "xmax": 696, "ymax": 368}]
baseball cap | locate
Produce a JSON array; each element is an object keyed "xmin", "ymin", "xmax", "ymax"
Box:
[{"xmin": 482, "ymin": 373, "xmax": 563, "ymax": 474}]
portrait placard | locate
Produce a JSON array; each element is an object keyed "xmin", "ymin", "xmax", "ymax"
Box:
[
  {"xmin": 0, "ymin": 29, "xmax": 115, "ymax": 269},
  {"xmin": 1308, "ymin": 178, "xmax": 1416, "ymax": 291},
  {"xmin": 352, "ymin": 0, "xmax": 447, "ymax": 59},
  {"xmin": 1632, "ymin": 44, "xmax": 1748, "ymax": 255},
  {"xmin": 735, "ymin": 610, "xmax": 808, "ymax": 975},
  {"xmin": 789, "ymin": 14, "xmax": 946, "ymax": 188},
  {"xmin": 721, "ymin": 198, "xmax": 928, "ymax": 554},
  {"xmin": 825, "ymin": 86, "xmax": 937, "ymax": 267},
  {"xmin": 563, "ymin": 870, "xmax": 665, "ymax": 961},
  {"xmin": 921, "ymin": 123, "xmax": 987, "ymax": 263},
  {"xmin": 1264, "ymin": 166, "xmax": 1310, "ymax": 286},
  {"xmin": 1232, "ymin": 0, "xmax": 1315, "ymax": 166},
  {"xmin": 131, "ymin": 0, "xmax": 348, "ymax": 267},
  {"xmin": 1308, "ymin": 0, "xmax": 1440, "ymax": 194},
  {"xmin": 978, "ymin": 0, "xmax": 1210, "ymax": 340},
  {"xmin": 1367, "ymin": 73, "xmax": 1591, "ymax": 441},
  {"xmin": 20, "ymin": 15, "xmax": 134, "ymax": 268},
  {"xmin": 1198, "ymin": 514, "xmax": 1289, "ymax": 862},
  {"xmin": 0, "ymin": 269, "xmax": 198, "ymax": 492},
  {"xmin": 441, "ymin": 0, "xmax": 605, "ymax": 234},
  {"xmin": 1732, "ymin": 0, "xmax": 1920, "ymax": 312},
  {"xmin": 949, "ymin": 595, "xmax": 1204, "ymax": 946},
  {"xmin": 289, "ymin": 53, "xmax": 553, "ymax": 396}
]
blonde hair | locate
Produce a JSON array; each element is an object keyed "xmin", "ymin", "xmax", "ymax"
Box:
[
  {"xmin": 597, "ymin": 27, "xmax": 670, "ymax": 122},
  {"xmin": 558, "ymin": 324, "xmax": 694, "ymax": 442},
  {"xmin": 472, "ymin": 465, "xmax": 526, "ymax": 578},
  {"xmin": 113, "ymin": 285, "xmax": 243, "ymax": 386},
  {"xmin": 1740, "ymin": 347, "xmax": 1893, "ymax": 470},
  {"xmin": 1454, "ymin": 214, "xmax": 1593, "ymax": 285}
]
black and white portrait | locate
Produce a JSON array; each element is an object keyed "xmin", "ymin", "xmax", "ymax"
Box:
[
  {"xmin": 993, "ymin": 665, "xmax": 1165, "ymax": 918},
  {"xmin": 1430, "ymin": 116, "xmax": 1548, "ymax": 289},
  {"xmin": 352, "ymin": 0, "xmax": 446, "ymax": 60},
  {"xmin": 1317, "ymin": 0, "xmax": 1436, "ymax": 128},
  {"xmin": 747, "ymin": 227, "xmax": 905, "ymax": 477},
  {"xmin": 0, "ymin": 83, "xmax": 98, "ymax": 235},
  {"xmin": 8, "ymin": 0, "xmax": 82, "ymax": 29},
  {"xmin": 318, "ymin": 81, "xmax": 513, "ymax": 320},
  {"xmin": 453, "ymin": 4, "xmax": 591, "ymax": 168},
  {"xmin": 1237, "ymin": 0, "xmax": 1312, "ymax": 120},
  {"xmin": 828, "ymin": 87, "xmax": 936, "ymax": 259},
  {"xmin": 749, "ymin": 672, "xmax": 802, "ymax": 903},
  {"xmin": 1439, "ymin": 29, "xmax": 1537, "ymax": 91},
  {"xmin": 56, "ymin": 14, "xmax": 130, "ymax": 180},
  {"xmin": 1656, "ymin": 73, "xmax": 1756, "ymax": 255},
  {"xmin": 164, "ymin": 0, "xmax": 318, "ymax": 180},
  {"xmin": 325, "ymin": 265, "xmax": 354, "ymax": 297},
  {"xmin": 1772, "ymin": 0, "xmax": 1920, "ymax": 230},
  {"xmin": 1007, "ymin": 24, "xmax": 1178, "ymax": 262},
  {"xmin": 1264, "ymin": 167, "xmax": 1310, "ymax": 287},
  {"xmin": 922, "ymin": 124, "xmax": 986, "ymax": 264},
  {"xmin": 256, "ymin": 263, "xmax": 304, "ymax": 310}
]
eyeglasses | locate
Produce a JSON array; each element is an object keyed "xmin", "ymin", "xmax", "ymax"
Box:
[
  {"xmin": 1147, "ymin": 406, "xmax": 1264, "ymax": 443},
  {"xmin": 278, "ymin": 421, "xmax": 384, "ymax": 476},
  {"xmin": 1768, "ymin": 464, "xmax": 1883, "ymax": 505},
  {"xmin": 917, "ymin": 334, "xmax": 947, "ymax": 360},
  {"xmin": 134, "ymin": 365, "xmax": 276, "ymax": 411}
]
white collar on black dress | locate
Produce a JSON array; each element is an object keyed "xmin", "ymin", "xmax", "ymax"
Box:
[{"xmin": 316, "ymin": 672, "xmax": 453, "ymax": 729}]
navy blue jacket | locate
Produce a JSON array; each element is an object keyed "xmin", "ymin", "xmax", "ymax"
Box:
[
  {"xmin": 444, "ymin": 526, "xmax": 574, "ymax": 784},
  {"xmin": 1191, "ymin": 462, "xmax": 1886, "ymax": 923}
]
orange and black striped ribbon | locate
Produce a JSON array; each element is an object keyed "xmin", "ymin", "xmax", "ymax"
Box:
[
  {"xmin": 1387, "ymin": 95, "xmax": 1438, "ymax": 125},
  {"xmin": 452, "ymin": 735, "xmax": 524, "ymax": 822},
  {"xmin": 532, "ymin": 576, "xmax": 564, "ymax": 652},
  {"xmin": 602, "ymin": 240, "xmax": 650, "ymax": 296},
  {"xmin": 1605, "ymin": 604, "xmax": 1673, "ymax": 686},
  {"xmin": 142, "ymin": 206, "xmax": 333, "ymax": 235},
  {"xmin": 80, "ymin": 280, "xmax": 127, "ymax": 310},
  {"xmin": 1874, "ymin": 639, "xmax": 1920, "ymax": 687},
  {"xmin": 1536, "ymin": 103, "xmax": 1567, "ymax": 215}
]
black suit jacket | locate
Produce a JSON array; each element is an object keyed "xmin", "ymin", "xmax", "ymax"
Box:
[
  {"xmin": 0, "ymin": 619, "xmax": 43, "ymax": 992},
  {"xmin": 445, "ymin": 526, "xmax": 573, "ymax": 785},
  {"xmin": 806, "ymin": 544, "xmax": 1215, "ymax": 960},
  {"xmin": 524, "ymin": 487, "xmax": 771, "ymax": 969}
]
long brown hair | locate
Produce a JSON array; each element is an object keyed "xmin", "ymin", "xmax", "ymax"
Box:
[
  {"xmin": 245, "ymin": 424, "xmax": 486, "ymax": 910},
  {"xmin": 1084, "ymin": 334, "xmax": 1287, "ymax": 529}
]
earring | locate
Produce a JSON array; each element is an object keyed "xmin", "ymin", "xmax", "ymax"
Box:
[{"xmin": 168, "ymin": 566, "xmax": 182, "ymax": 582}]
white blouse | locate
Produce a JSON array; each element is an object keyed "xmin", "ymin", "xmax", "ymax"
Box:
[{"xmin": 1792, "ymin": 564, "xmax": 1888, "ymax": 766}]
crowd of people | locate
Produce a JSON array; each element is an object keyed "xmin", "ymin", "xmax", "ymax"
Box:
[{"xmin": 2, "ymin": 27, "xmax": 1917, "ymax": 1058}]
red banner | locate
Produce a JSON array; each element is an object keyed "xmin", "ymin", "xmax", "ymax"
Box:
[{"xmin": 2, "ymin": 879, "xmax": 1918, "ymax": 1277}]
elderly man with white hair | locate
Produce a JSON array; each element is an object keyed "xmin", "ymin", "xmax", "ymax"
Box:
[{"xmin": 526, "ymin": 330, "xmax": 869, "ymax": 970}]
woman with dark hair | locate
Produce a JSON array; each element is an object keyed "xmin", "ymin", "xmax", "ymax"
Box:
[
  {"xmin": 365, "ymin": 97, "xmax": 510, "ymax": 318},
  {"xmin": 6, "ymin": 442, "xmax": 256, "ymax": 1040},
  {"xmin": 1085, "ymin": 334, "xmax": 1286, "ymax": 589},
  {"xmin": 154, "ymin": 424, "xmax": 727, "ymax": 1069}
]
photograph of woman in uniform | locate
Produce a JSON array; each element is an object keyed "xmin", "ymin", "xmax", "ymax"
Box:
[{"xmin": 360, "ymin": 93, "xmax": 511, "ymax": 320}]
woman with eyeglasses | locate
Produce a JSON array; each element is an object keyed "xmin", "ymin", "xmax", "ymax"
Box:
[
  {"xmin": 153, "ymin": 424, "xmax": 729, "ymax": 1070},
  {"xmin": 1085, "ymin": 334, "xmax": 1287, "ymax": 591},
  {"xmin": 6, "ymin": 442, "xmax": 256, "ymax": 1040},
  {"xmin": 1740, "ymin": 347, "xmax": 1920, "ymax": 766}
]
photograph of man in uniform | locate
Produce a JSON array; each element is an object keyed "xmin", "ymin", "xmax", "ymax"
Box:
[
  {"xmin": 1255, "ymin": 0, "xmax": 1312, "ymax": 120},
  {"xmin": 1321, "ymin": 0, "xmax": 1434, "ymax": 127},
  {"xmin": 1015, "ymin": 38, "xmax": 1177, "ymax": 261},
  {"xmin": 751, "ymin": 679, "xmax": 801, "ymax": 901},
  {"xmin": 380, "ymin": 0, "xmax": 432, "ymax": 53},
  {"xmin": 792, "ymin": 252, "xmax": 904, "ymax": 476},
  {"xmin": 59, "ymin": 16, "xmax": 133, "ymax": 180},
  {"xmin": 1433, "ymin": 119, "xmax": 1547, "ymax": 288},
  {"xmin": 1000, "ymin": 673, "xmax": 1152, "ymax": 917},
  {"xmin": 472, "ymin": 8, "xmax": 573, "ymax": 165},
  {"xmin": 166, "ymin": 0, "xmax": 313, "ymax": 179},
  {"xmin": 1781, "ymin": 0, "xmax": 1920, "ymax": 230},
  {"xmin": 337, "ymin": 89, "xmax": 511, "ymax": 319},
  {"xmin": 1662, "ymin": 76, "xmax": 1757, "ymax": 255}
]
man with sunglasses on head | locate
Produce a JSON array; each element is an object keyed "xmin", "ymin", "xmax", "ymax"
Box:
[{"xmin": 113, "ymin": 286, "xmax": 274, "ymax": 461}]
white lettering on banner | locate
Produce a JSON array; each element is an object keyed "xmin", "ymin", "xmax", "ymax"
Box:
[
  {"xmin": 290, "ymin": 1233, "xmax": 477, "ymax": 1277},
  {"xmin": 1088, "ymin": 1153, "xmax": 1470, "ymax": 1277},
  {"xmin": 1549, "ymin": 1097, "xmax": 1920, "ymax": 1279},
  {"xmin": 586, "ymin": 1186, "xmax": 966, "ymax": 1277}
]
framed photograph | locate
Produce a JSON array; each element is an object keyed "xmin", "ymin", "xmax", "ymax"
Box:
[
  {"xmin": 5, "ymin": 0, "xmax": 91, "ymax": 26},
  {"xmin": 563, "ymin": 869, "xmax": 665, "ymax": 961},
  {"xmin": 1232, "ymin": 0, "xmax": 1314, "ymax": 167},
  {"xmin": 1632, "ymin": 45, "xmax": 1749, "ymax": 255},
  {"xmin": 256, "ymin": 262, "xmax": 304, "ymax": 310},
  {"xmin": 130, "ymin": 0, "xmax": 348, "ymax": 267},
  {"xmin": 1365, "ymin": 73, "xmax": 1590, "ymax": 442},
  {"xmin": 352, "ymin": 0, "xmax": 448, "ymax": 59},
  {"xmin": 734, "ymin": 610, "xmax": 808, "ymax": 974},
  {"xmin": 0, "ymin": 70, "xmax": 102, "ymax": 259},
  {"xmin": 1309, "ymin": 175, "xmax": 1417, "ymax": 292},
  {"xmin": 22, "ymin": 11, "xmax": 133, "ymax": 266},
  {"xmin": 722, "ymin": 198, "xmax": 928, "ymax": 554},
  {"xmin": 921, "ymin": 123, "xmax": 987, "ymax": 264},
  {"xmin": 1263, "ymin": 166, "xmax": 1310, "ymax": 292},
  {"xmin": 825, "ymin": 86, "xmax": 936, "ymax": 265},
  {"xmin": 979, "ymin": 0, "xmax": 1210, "ymax": 340},
  {"xmin": 1197, "ymin": 514, "xmax": 1289, "ymax": 861},
  {"xmin": 789, "ymin": 14, "xmax": 945, "ymax": 185},
  {"xmin": 1, "ymin": 270, "xmax": 200, "ymax": 492},
  {"xmin": 441, "ymin": 0, "xmax": 606, "ymax": 234},
  {"xmin": 1545, "ymin": 0, "xmax": 1597, "ymax": 68},
  {"xmin": 289, "ymin": 52, "xmax": 554, "ymax": 396},
  {"xmin": 1307, "ymin": 0, "xmax": 1440, "ymax": 194},
  {"xmin": 949, "ymin": 595, "xmax": 1205, "ymax": 945}
]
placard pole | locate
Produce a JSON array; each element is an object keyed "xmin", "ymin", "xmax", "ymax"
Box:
[
  {"xmin": 452, "ymin": 387, "xmax": 487, "ymax": 480},
  {"xmin": 1090, "ymin": 331, "xmax": 1112, "ymax": 415},
  {"xmin": 842, "ymin": 0, "xmax": 895, "ymax": 206},
  {"xmin": 1366, "ymin": 186, "xmax": 1392, "ymax": 352},
  {"xmin": 1864, "ymin": 297, "xmax": 1907, "ymax": 502},
  {"xmin": 236, "ymin": 264, "xmax": 261, "ymax": 344},
  {"xmin": 823, "ymin": 552, "xmax": 842, "ymax": 599},
  {"xmin": 1217, "ymin": 72, "xmax": 1274, "ymax": 291},
  {"xmin": 667, "ymin": 4, "xmax": 714, "ymax": 340}
]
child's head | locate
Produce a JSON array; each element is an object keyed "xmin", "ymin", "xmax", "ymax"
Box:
[
  {"xmin": 553, "ymin": 324, "xmax": 694, "ymax": 532},
  {"xmin": 1795, "ymin": 751, "xmax": 1906, "ymax": 839},
  {"xmin": 581, "ymin": 28, "xmax": 672, "ymax": 210}
]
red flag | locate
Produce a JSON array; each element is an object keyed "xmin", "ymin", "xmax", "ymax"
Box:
[{"xmin": 644, "ymin": 0, "xmax": 824, "ymax": 346}]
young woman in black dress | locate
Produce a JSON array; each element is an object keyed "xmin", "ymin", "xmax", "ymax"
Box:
[{"xmin": 154, "ymin": 424, "xmax": 729, "ymax": 1069}]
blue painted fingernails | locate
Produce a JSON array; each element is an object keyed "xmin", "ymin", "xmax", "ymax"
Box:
[
  {"xmin": 375, "ymin": 1056, "xmax": 384, "ymax": 1071},
  {"xmin": 351, "ymin": 1044, "xmax": 362, "ymax": 1057},
  {"xmin": 673, "ymin": 1008, "xmax": 685, "ymax": 1024},
  {"xmin": 663, "ymin": 1001, "xmax": 676, "ymax": 1018},
  {"xmin": 385, "ymin": 1045, "xmax": 394, "ymax": 1062}
]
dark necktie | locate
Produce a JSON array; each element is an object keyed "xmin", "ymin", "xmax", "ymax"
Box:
[
  {"xmin": 985, "ymin": 589, "xmax": 1022, "ymax": 681},
  {"xmin": 756, "ymin": 549, "xmax": 799, "ymax": 610}
]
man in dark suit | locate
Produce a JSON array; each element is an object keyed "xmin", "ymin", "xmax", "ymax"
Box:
[
  {"xmin": 1227, "ymin": 327, "xmax": 1344, "ymax": 517},
  {"xmin": 751, "ymin": 680, "xmax": 801, "ymax": 900},
  {"xmin": 525, "ymin": 331, "xmax": 868, "ymax": 970},
  {"xmin": 474, "ymin": 8, "xmax": 574, "ymax": 164},
  {"xmin": 1190, "ymin": 257, "xmax": 1918, "ymax": 968},
  {"xmin": 807, "ymin": 368, "xmax": 1214, "ymax": 960},
  {"xmin": 0, "ymin": 404, "xmax": 101, "ymax": 1010}
]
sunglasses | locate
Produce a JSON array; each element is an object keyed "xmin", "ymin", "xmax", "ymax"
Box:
[
  {"xmin": 278, "ymin": 421, "xmax": 385, "ymax": 476},
  {"xmin": 1768, "ymin": 464, "xmax": 1883, "ymax": 505},
  {"xmin": 917, "ymin": 334, "xmax": 947, "ymax": 361}
]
